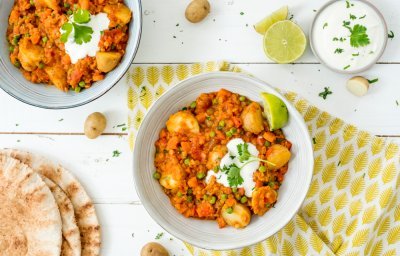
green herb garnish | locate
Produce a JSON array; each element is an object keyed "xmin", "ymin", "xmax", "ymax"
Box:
[
  {"xmin": 347, "ymin": 24, "xmax": 370, "ymax": 48},
  {"xmin": 349, "ymin": 14, "xmax": 356, "ymax": 20},
  {"xmin": 344, "ymin": 65, "xmax": 351, "ymax": 70},
  {"xmin": 352, "ymin": 53, "xmax": 360, "ymax": 56},
  {"xmin": 367, "ymin": 78, "xmax": 379, "ymax": 84},
  {"xmin": 323, "ymin": 22, "xmax": 328, "ymax": 29},
  {"xmin": 388, "ymin": 30, "xmax": 395, "ymax": 39},
  {"xmin": 112, "ymin": 150, "xmax": 121, "ymax": 157},
  {"xmin": 222, "ymin": 164, "xmax": 243, "ymax": 187},
  {"xmin": 319, "ymin": 87, "xmax": 332, "ymax": 100},
  {"xmin": 237, "ymin": 143, "xmax": 251, "ymax": 162},
  {"xmin": 155, "ymin": 232, "xmax": 164, "ymax": 240},
  {"xmin": 72, "ymin": 23, "xmax": 93, "ymax": 44},
  {"xmin": 73, "ymin": 9, "xmax": 91, "ymax": 23},
  {"xmin": 61, "ymin": 9, "xmax": 93, "ymax": 45},
  {"xmin": 334, "ymin": 48, "xmax": 344, "ymax": 54},
  {"xmin": 359, "ymin": 14, "xmax": 366, "ymax": 19}
]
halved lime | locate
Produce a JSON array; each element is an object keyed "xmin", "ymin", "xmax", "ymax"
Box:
[
  {"xmin": 263, "ymin": 20, "xmax": 307, "ymax": 64},
  {"xmin": 254, "ymin": 6, "xmax": 288, "ymax": 35},
  {"xmin": 260, "ymin": 92, "xmax": 289, "ymax": 130}
]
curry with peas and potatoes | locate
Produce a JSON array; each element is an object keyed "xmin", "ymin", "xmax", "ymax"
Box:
[
  {"xmin": 154, "ymin": 89, "xmax": 292, "ymax": 229},
  {"xmin": 7, "ymin": 0, "xmax": 132, "ymax": 92}
]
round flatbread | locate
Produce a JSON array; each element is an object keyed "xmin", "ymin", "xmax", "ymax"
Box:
[
  {"xmin": 1, "ymin": 149, "xmax": 101, "ymax": 256},
  {"xmin": 0, "ymin": 154, "xmax": 62, "ymax": 256},
  {"xmin": 41, "ymin": 176, "xmax": 82, "ymax": 256}
]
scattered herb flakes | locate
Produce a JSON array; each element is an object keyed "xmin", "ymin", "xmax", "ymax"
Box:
[
  {"xmin": 350, "ymin": 14, "xmax": 357, "ymax": 20},
  {"xmin": 240, "ymin": 12, "xmax": 244, "ymax": 15},
  {"xmin": 323, "ymin": 22, "xmax": 328, "ymax": 29},
  {"xmin": 388, "ymin": 30, "xmax": 395, "ymax": 39},
  {"xmin": 342, "ymin": 20, "xmax": 351, "ymax": 30},
  {"xmin": 346, "ymin": 0, "xmax": 351, "ymax": 8},
  {"xmin": 313, "ymin": 9, "xmax": 317, "ymax": 12},
  {"xmin": 15, "ymin": 124, "xmax": 19, "ymax": 126},
  {"xmin": 116, "ymin": 123, "xmax": 126, "ymax": 128},
  {"xmin": 112, "ymin": 150, "xmax": 121, "ymax": 157},
  {"xmin": 359, "ymin": 14, "xmax": 366, "ymax": 19},
  {"xmin": 396, "ymin": 100, "xmax": 399, "ymax": 106},
  {"xmin": 334, "ymin": 48, "xmax": 344, "ymax": 54},
  {"xmin": 337, "ymin": 161, "xmax": 341, "ymax": 166},
  {"xmin": 176, "ymin": 23, "xmax": 179, "ymax": 27},
  {"xmin": 362, "ymin": 173, "xmax": 366, "ymax": 178},
  {"xmin": 312, "ymin": 138, "xmax": 316, "ymax": 144},
  {"xmin": 319, "ymin": 87, "xmax": 333, "ymax": 100},
  {"xmin": 17, "ymin": 140, "xmax": 20, "ymax": 143},
  {"xmin": 173, "ymin": 35, "xmax": 176, "ymax": 38},
  {"xmin": 58, "ymin": 118, "xmax": 64, "ymax": 122},
  {"xmin": 333, "ymin": 37, "xmax": 339, "ymax": 41},
  {"xmin": 367, "ymin": 78, "xmax": 379, "ymax": 84},
  {"xmin": 155, "ymin": 232, "xmax": 164, "ymax": 240},
  {"xmin": 352, "ymin": 52, "xmax": 360, "ymax": 56},
  {"xmin": 344, "ymin": 65, "xmax": 351, "ymax": 70},
  {"xmin": 289, "ymin": 14, "xmax": 294, "ymax": 20}
]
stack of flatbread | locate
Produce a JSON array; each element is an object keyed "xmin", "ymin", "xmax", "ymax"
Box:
[{"xmin": 0, "ymin": 149, "xmax": 101, "ymax": 256}]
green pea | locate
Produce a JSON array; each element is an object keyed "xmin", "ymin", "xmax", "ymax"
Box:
[
  {"xmin": 153, "ymin": 172, "xmax": 161, "ymax": 180},
  {"xmin": 42, "ymin": 37, "xmax": 48, "ymax": 43},
  {"xmin": 78, "ymin": 81, "xmax": 86, "ymax": 87},
  {"xmin": 38, "ymin": 62, "xmax": 45, "ymax": 69},
  {"xmin": 187, "ymin": 188, "xmax": 193, "ymax": 195},
  {"xmin": 209, "ymin": 131, "xmax": 216, "ymax": 137},
  {"xmin": 209, "ymin": 196, "xmax": 216, "ymax": 204},
  {"xmin": 177, "ymin": 191, "xmax": 183, "ymax": 197},
  {"xmin": 190, "ymin": 101, "xmax": 196, "ymax": 109},
  {"xmin": 14, "ymin": 60, "xmax": 21, "ymax": 68},
  {"xmin": 264, "ymin": 141, "xmax": 271, "ymax": 147},
  {"xmin": 13, "ymin": 35, "xmax": 21, "ymax": 45},
  {"xmin": 186, "ymin": 195, "xmax": 193, "ymax": 202},
  {"xmin": 226, "ymin": 131, "xmax": 233, "ymax": 138},
  {"xmin": 240, "ymin": 196, "xmax": 248, "ymax": 204},
  {"xmin": 64, "ymin": 2, "xmax": 70, "ymax": 8},
  {"xmin": 66, "ymin": 9, "xmax": 73, "ymax": 15},
  {"xmin": 196, "ymin": 172, "xmax": 205, "ymax": 179},
  {"xmin": 74, "ymin": 87, "xmax": 81, "ymax": 93},
  {"xmin": 203, "ymin": 194, "xmax": 208, "ymax": 200},
  {"xmin": 259, "ymin": 166, "xmax": 266, "ymax": 172},
  {"xmin": 235, "ymin": 193, "xmax": 241, "ymax": 200},
  {"xmin": 232, "ymin": 187, "xmax": 238, "ymax": 193},
  {"xmin": 226, "ymin": 207, "xmax": 233, "ymax": 214},
  {"xmin": 184, "ymin": 158, "xmax": 190, "ymax": 166},
  {"xmin": 230, "ymin": 127, "xmax": 237, "ymax": 134},
  {"xmin": 212, "ymin": 98, "xmax": 218, "ymax": 105},
  {"xmin": 30, "ymin": 0, "xmax": 34, "ymax": 5},
  {"xmin": 218, "ymin": 120, "xmax": 225, "ymax": 127},
  {"xmin": 239, "ymin": 96, "xmax": 246, "ymax": 102},
  {"xmin": 221, "ymin": 194, "xmax": 227, "ymax": 200},
  {"xmin": 9, "ymin": 46, "xmax": 14, "ymax": 53}
]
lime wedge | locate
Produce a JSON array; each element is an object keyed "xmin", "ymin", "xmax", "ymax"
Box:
[
  {"xmin": 263, "ymin": 20, "xmax": 307, "ymax": 64},
  {"xmin": 254, "ymin": 6, "xmax": 288, "ymax": 35},
  {"xmin": 260, "ymin": 92, "xmax": 289, "ymax": 130}
]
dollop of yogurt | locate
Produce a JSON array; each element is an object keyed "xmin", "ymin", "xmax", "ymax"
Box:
[
  {"xmin": 61, "ymin": 13, "xmax": 110, "ymax": 64},
  {"xmin": 206, "ymin": 138, "xmax": 260, "ymax": 197}
]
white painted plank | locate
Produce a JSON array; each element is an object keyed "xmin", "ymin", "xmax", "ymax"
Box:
[
  {"xmin": 135, "ymin": 0, "xmax": 400, "ymax": 63},
  {"xmin": 1, "ymin": 64, "xmax": 399, "ymax": 135},
  {"xmin": 96, "ymin": 204, "xmax": 190, "ymax": 256},
  {"xmin": 0, "ymin": 134, "xmax": 139, "ymax": 202}
]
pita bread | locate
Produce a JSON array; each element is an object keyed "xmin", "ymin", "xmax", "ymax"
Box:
[
  {"xmin": 0, "ymin": 155, "xmax": 62, "ymax": 256},
  {"xmin": 1, "ymin": 149, "xmax": 101, "ymax": 256},
  {"xmin": 41, "ymin": 176, "xmax": 82, "ymax": 256}
]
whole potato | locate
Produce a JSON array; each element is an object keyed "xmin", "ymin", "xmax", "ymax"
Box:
[
  {"xmin": 185, "ymin": 0, "xmax": 210, "ymax": 23},
  {"xmin": 84, "ymin": 112, "xmax": 107, "ymax": 139},
  {"xmin": 141, "ymin": 242, "xmax": 169, "ymax": 256}
]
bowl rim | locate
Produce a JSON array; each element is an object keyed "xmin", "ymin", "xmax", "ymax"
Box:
[
  {"xmin": 0, "ymin": 0, "xmax": 143, "ymax": 110},
  {"xmin": 133, "ymin": 71, "xmax": 314, "ymax": 250},
  {"xmin": 309, "ymin": 0, "xmax": 388, "ymax": 74}
]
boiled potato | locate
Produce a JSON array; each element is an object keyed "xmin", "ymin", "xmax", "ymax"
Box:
[
  {"xmin": 206, "ymin": 145, "xmax": 227, "ymax": 170},
  {"xmin": 44, "ymin": 65, "xmax": 68, "ymax": 91},
  {"xmin": 141, "ymin": 242, "xmax": 169, "ymax": 256},
  {"xmin": 84, "ymin": 112, "xmax": 107, "ymax": 139},
  {"xmin": 104, "ymin": 3, "xmax": 132, "ymax": 26},
  {"xmin": 166, "ymin": 111, "xmax": 200, "ymax": 134},
  {"xmin": 18, "ymin": 38, "xmax": 44, "ymax": 72},
  {"xmin": 159, "ymin": 156, "xmax": 185, "ymax": 190},
  {"xmin": 185, "ymin": 0, "xmax": 211, "ymax": 23},
  {"xmin": 241, "ymin": 102, "xmax": 264, "ymax": 134},
  {"xmin": 34, "ymin": 0, "xmax": 59, "ymax": 11},
  {"xmin": 221, "ymin": 204, "xmax": 251, "ymax": 228},
  {"xmin": 346, "ymin": 76, "xmax": 369, "ymax": 97},
  {"xmin": 96, "ymin": 52, "xmax": 122, "ymax": 73},
  {"xmin": 251, "ymin": 186, "xmax": 277, "ymax": 215},
  {"xmin": 266, "ymin": 144, "xmax": 291, "ymax": 170}
]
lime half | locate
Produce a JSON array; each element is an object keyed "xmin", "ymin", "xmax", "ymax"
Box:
[
  {"xmin": 260, "ymin": 92, "xmax": 289, "ymax": 130},
  {"xmin": 263, "ymin": 20, "xmax": 307, "ymax": 64},
  {"xmin": 254, "ymin": 6, "xmax": 288, "ymax": 35}
]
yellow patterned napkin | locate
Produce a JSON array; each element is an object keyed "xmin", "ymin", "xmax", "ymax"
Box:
[{"xmin": 126, "ymin": 62, "xmax": 400, "ymax": 256}]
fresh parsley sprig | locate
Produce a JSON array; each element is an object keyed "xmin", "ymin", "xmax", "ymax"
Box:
[
  {"xmin": 342, "ymin": 21, "xmax": 370, "ymax": 48},
  {"xmin": 61, "ymin": 9, "xmax": 93, "ymax": 45},
  {"xmin": 222, "ymin": 164, "xmax": 244, "ymax": 188}
]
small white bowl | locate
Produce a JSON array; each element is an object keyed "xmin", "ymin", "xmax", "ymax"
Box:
[
  {"xmin": 310, "ymin": 0, "xmax": 388, "ymax": 74},
  {"xmin": 133, "ymin": 72, "xmax": 314, "ymax": 250},
  {"xmin": 0, "ymin": 0, "xmax": 142, "ymax": 109}
]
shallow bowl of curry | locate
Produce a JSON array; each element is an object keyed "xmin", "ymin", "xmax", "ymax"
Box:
[
  {"xmin": 0, "ymin": 0, "xmax": 142, "ymax": 109},
  {"xmin": 133, "ymin": 72, "xmax": 314, "ymax": 250}
]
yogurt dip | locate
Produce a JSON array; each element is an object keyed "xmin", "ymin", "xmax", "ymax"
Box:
[
  {"xmin": 311, "ymin": 0, "xmax": 387, "ymax": 73},
  {"xmin": 206, "ymin": 138, "xmax": 260, "ymax": 197}
]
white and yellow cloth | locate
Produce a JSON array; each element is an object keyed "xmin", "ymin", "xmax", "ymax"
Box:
[{"xmin": 126, "ymin": 62, "xmax": 400, "ymax": 256}]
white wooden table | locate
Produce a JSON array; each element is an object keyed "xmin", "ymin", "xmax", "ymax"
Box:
[{"xmin": 1, "ymin": 0, "xmax": 399, "ymax": 255}]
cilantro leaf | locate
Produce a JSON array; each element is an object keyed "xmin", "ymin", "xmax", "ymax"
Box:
[
  {"xmin": 73, "ymin": 23, "xmax": 93, "ymax": 45},
  {"xmin": 319, "ymin": 87, "xmax": 332, "ymax": 100},
  {"xmin": 350, "ymin": 24, "xmax": 370, "ymax": 48},
  {"xmin": 223, "ymin": 164, "xmax": 244, "ymax": 187},
  {"xmin": 74, "ymin": 9, "xmax": 91, "ymax": 24},
  {"xmin": 60, "ymin": 23, "xmax": 73, "ymax": 43},
  {"xmin": 237, "ymin": 143, "xmax": 251, "ymax": 162}
]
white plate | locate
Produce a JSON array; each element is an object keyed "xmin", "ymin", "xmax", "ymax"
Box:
[{"xmin": 133, "ymin": 72, "xmax": 314, "ymax": 251}]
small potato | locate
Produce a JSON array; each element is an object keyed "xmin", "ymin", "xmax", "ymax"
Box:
[
  {"xmin": 166, "ymin": 111, "xmax": 200, "ymax": 134},
  {"xmin": 221, "ymin": 203, "xmax": 251, "ymax": 229},
  {"xmin": 84, "ymin": 112, "xmax": 107, "ymax": 139},
  {"xmin": 141, "ymin": 242, "xmax": 169, "ymax": 256},
  {"xmin": 104, "ymin": 3, "xmax": 132, "ymax": 26},
  {"xmin": 241, "ymin": 102, "xmax": 264, "ymax": 134},
  {"xmin": 266, "ymin": 144, "xmax": 291, "ymax": 170},
  {"xmin": 346, "ymin": 76, "xmax": 369, "ymax": 97},
  {"xmin": 185, "ymin": 0, "xmax": 211, "ymax": 23},
  {"xmin": 96, "ymin": 52, "xmax": 122, "ymax": 73}
]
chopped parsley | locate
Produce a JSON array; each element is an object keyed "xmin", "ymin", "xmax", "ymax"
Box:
[
  {"xmin": 237, "ymin": 143, "xmax": 251, "ymax": 162},
  {"xmin": 396, "ymin": 100, "xmax": 399, "ymax": 106},
  {"xmin": 349, "ymin": 14, "xmax": 357, "ymax": 20},
  {"xmin": 344, "ymin": 65, "xmax": 351, "ymax": 70},
  {"xmin": 323, "ymin": 22, "xmax": 328, "ymax": 29},
  {"xmin": 312, "ymin": 138, "xmax": 316, "ymax": 144},
  {"xmin": 240, "ymin": 12, "xmax": 244, "ymax": 15},
  {"xmin": 334, "ymin": 48, "xmax": 344, "ymax": 54},
  {"xmin": 222, "ymin": 164, "xmax": 244, "ymax": 188},
  {"xmin": 359, "ymin": 14, "xmax": 366, "ymax": 19},
  {"xmin": 345, "ymin": 0, "xmax": 354, "ymax": 8},
  {"xmin": 388, "ymin": 30, "xmax": 395, "ymax": 39},
  {"xmin": 337, "ymin": 161, "xmax": 341, "ymax": 166},
  {"xmin": 155, "ymin": 232, "xmax": 164, "ymax": 239},
  {"xmin": 58, "ymin": 118, "xmax": 64, "ymax": 122},
  {"xmin": 61, "ymin": 9, "xmax": 93, "ymax": 45},
  {"xmin": 352, "ymin": 53, "xmax": 360, "ymax": 56},
  {"xmin": 319, "ymin": 87, "xmax": 332, "ymax": 100},
  {"xmin": 367, "ymin": 78, "xmax": 379, "ymax": 84},
  {"xmin": 112, "ymin": 150, "xmax": 121, "ymax": 157}
]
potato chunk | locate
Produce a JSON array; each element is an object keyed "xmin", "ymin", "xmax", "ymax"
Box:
[
  {"xmin": 266, "ymin": 144, "xmax": 291, "ymax": 170},
  {"xmin": 159, "ymin": 156, "xmax": 185, "ymax": 190},
  {"xmin": 206, "ymin": 145, "xmax": 227, "ymax": 170},
  {"xmin": 96, "ymin": 52, "xmax": 122, "ymax": 73},
  {"xmin": 18, "ymin": 38, "xmax": 44, "ymax": 72},
  {"xmin": 251, "ymin": 186, "xmax": 277, "ymax": 215},
  {"xmin": 34, "ymin": 0, "xmax": 59, "ymax": 10},
  {"xmin": 241, "ymin": 102, "xmax": 264, "ymax": 134},
  {"xmin": 44, "ymin": 65, "xmax": 68, "ymax": 91},
  {"xmin": 104, "ymin": 3, "xmax": 132, "ymax": 26},
  {"xmin": 166, "ymin": 111, "xmax": 200, "ymax": 134},
  {"xmin": 221, "ymin": 204, "xmax": 251, "ymax": 228}
]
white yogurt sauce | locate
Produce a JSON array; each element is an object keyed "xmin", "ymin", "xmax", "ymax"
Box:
[
  {"xmin": 205, "ymin": 138, "xmax": 260, "ymax": 197},
  {"xmin": 312, "ymin": 0, "xmax": 386, "ymax": 71},
  {"xmin": 61, "ymin": 13, "xmax": 110, "ymax": 64}
]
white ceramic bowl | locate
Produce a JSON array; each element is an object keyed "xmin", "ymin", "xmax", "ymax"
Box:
[
  {"xmin": 133, "ymin": 72, "xmax": 314, "ymax": 250},
  {"xmin": 0, "ymin": 0, "xmax": 142, "ymax": 109}
]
